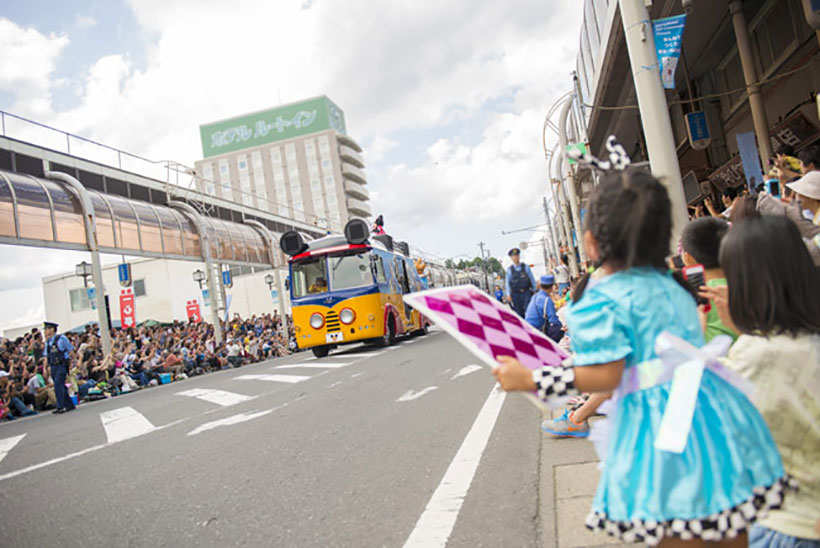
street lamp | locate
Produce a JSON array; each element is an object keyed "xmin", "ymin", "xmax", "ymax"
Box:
[
  {"xmin": 192, "ymin": 269, "xmax": 206, "ymax": 289},
  {"xmin": 75, "ymin": 261, "xmax": 92, "ymax": 287},
  {"xmin": 264, "ymin": 273, "xmax": 275, "ymax": 291}
]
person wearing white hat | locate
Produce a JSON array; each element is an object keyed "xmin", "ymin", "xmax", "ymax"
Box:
[{"xmin": 786, "ymin": 170, "xmax": 820, "ymax": 227}]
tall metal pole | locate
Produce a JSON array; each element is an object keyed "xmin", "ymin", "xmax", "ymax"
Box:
[
  {"xmin": 45, "ymin": 169, "xmax": 112, "ymax": 357},
  {"xmin": 169, "ymin": 201, "xmax": 223, "ymax": 344},
  {"xmin": 618, "ymin": 0, "xmax": 689, "ymax": 246},
  {"xmin": 245, "ymin": 219, "xmax": 288, "ymax": 342},
  {"xmin": 729, "ymin": 0, "xmax": 772, "ymax": 168},
  {"xmin": 542, "ymin": 196, "xmax": 559, "ymax": 269},
  {"xmin": 477, "ymin": 242, "xmax": 491, "ymax": 292},
  {"xmin": 558, "ymin": 95, "xmax": 588, "ymax": 266}
]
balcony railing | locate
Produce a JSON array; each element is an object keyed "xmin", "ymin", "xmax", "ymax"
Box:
[
  {"xmin": 341, "ymin": 163, "xmax": 367, "ymax": 184},
  {"xmin": 344, "ymin": 179, "xmax": 369, "ymax": 201},
  {"xmin": 339, "ymin": 145, "xmax": 365, "ymax": 168}
]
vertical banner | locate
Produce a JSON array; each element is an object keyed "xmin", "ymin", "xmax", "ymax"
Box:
[
  {"xmin": 185, "ymin": 300, "xmax": 202, "ymax": 323},
  {"xmin": 652, "ymin": 14, "xmax": 686, "ymax": 89},
  {"xmin": 120, "ymin": 289, "xmax": 136, "ymax": 329},
  {"xmin": 736, "ymin": 132, "xmax": 765, "ymax": 192}
]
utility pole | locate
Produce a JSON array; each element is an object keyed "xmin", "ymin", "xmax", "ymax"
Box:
[
  {"xmin": 729, "ymin": 0, "xmax": 772, "ymax": 168},
  {"xmin": 542, "ymin": 196, "xmax": 558, "ymax": 270},
  {"xmin": 618, "ymin": 0, "xmax": 689, "ymax": 246},
  {"xmin": 477, "ymin": 242, "xmax": 491, "ymax": 292}
]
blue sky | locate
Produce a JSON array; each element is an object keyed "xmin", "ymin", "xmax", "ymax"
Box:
[{"xmin": 0, "ymin": 0, "xmax": 583, "ymax": 332}]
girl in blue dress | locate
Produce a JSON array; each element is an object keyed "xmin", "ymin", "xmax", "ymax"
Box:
[{"xmin": 493, "ymin": 167, "xmax": 791, "ymax": 546}]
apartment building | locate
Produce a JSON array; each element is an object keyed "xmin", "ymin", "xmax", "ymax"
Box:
[{"xmin": 194, "ymin": 96, "xmax": 371, "ymax": 233}]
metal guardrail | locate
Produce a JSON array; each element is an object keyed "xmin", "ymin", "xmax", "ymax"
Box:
[{"xmin": 0, "ymin": 110, "xmax": 331, "ymax": 229}]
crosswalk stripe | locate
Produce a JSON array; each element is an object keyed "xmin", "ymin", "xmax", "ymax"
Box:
[
  {"xmin": 100, "ymin": 407, "xmax": 157, "ymax": 444},
  {"xmin": 188, "ymin": 410, "xmax": 274, "ymax": 436},
  {"xmin": 177, "ymin": 388, "xmax": 254, "ymax": 406},
  {"xmin": 273, "ymin": 362, "xmax": 352, "ymax": 370},
  {"xmin": 234, "ymin": 374, "xmax": 310, "ymax": 383},
  {"xmin": 0, "ymin": 434, "xmax": 26, "ymax": 466}
]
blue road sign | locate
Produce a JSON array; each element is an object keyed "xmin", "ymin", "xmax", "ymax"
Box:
[
  {"xmin": 686, "ymin": 111, "xmax": 710, "ymax": 149},
  {"xmin": 86, "ymin": 287, "xmax": 97, "ymax": 310},
  {"xmin": 118, "ymin": 263, "xmax": 132, "ymax": 287},
  {"xmin": 222, "ymin": 270, "xmax": 233, "ymax": 288},
  {"xmin": 202, "ymin": 289, "xmax": 210, "ymax": 306}
]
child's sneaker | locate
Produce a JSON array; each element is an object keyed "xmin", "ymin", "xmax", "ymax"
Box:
[{"xmin": 541, "ymin": 409, "xmax": 590, "ymax": 438}]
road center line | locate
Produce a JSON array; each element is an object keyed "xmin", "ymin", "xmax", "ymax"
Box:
[
  {"xmin": 188, "ymin": 409, "xmax": 273, "ymax": 436},
  {"xmin": 234, "ymin": 374, "xmax": 310, "ymax": 383},
  {"xmin": 402, "ymin": 385, "xmax": 506, "ymax": 548},
  {"xmin": 273, "ymin": 362, "xmax": 352, "ymax": 369}
]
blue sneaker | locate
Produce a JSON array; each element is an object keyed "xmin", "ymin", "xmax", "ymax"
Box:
[{"xmin": 541, "ymin": 409, "xmax": 590, "ymax": 438}]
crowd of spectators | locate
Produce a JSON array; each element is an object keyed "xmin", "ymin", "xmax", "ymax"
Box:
[{"xmin": 0, "ymin": 312, "xmax": 298, "ymax": 420}]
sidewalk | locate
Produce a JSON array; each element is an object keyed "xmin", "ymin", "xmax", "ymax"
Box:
[{"xmin": 538, "ymin": 411, "xmax": 638, "ymax": 548}]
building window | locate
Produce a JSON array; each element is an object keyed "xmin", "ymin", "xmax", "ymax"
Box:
[
  {"xmin": 201, "ymin": 163, "xmax": 216, "ymax": 195},
  {"xmin": 288, "ymin": 166, "xmax": 300, "ymax": 182},
  {"xmin": 279, "ymin": 205, "xmax": 290, "ymax": 216},
  {"xmin": 716, "ymin": 50, "xmax": 745, "ymax": 113},
  {"xmin": 311, "ymin": 179, "xmax": 321, "ymax": 191},
  {"xmin": 319, "ymin": 137, "xmax": 330, "ymax": 153},
  {"xmin": 321, "ymin": 159, "xmax": 332, "ymax": 170},
  {"xmin": 324, "ymin": 175, "xmax": 335, "ymax": 189},
  {"xmin": 752, "ymin": 0, "xmax": 798, "ymax": 77},
  {"xmin": 69, "ymin": 288, "xmax": 90, "ymax": 312},
  {"xmin": 285, "ymin": 144, "xmax": 297, "ymax": 162},
  {"xmin": 305, "ymin": 141, "xmax": 316, "ymax": 156},
  {"xmin": 327, "ymin": 193, "xmax": 337, "ymax": 206},
  {"xmin": 133, "ymin": 279, "xmax": 146, "ymax": 297},
  {"xmin": 238, "ymin": 160, "xmax": 247, "ymax": 170},
  {"xmin": 270, "ymin": 147, "xmax": 282, "ymax": 165}
]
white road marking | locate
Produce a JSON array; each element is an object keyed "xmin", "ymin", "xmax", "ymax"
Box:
[
  {"xmin": 451, "ymin": 365, "xmax": 483, "ymax": 380},
  {"xmin": 177, "ymin": 388, "xmax": 254, "ymax": 406},
  {"xmin": 188, "ymin": 410, "xmax": 273, "ymax": 436},
  {"xmin": 234, "ymin": 374, "xmax": 310, "ymax": 383},
  {"xmin": 326, "ymin": 381, "xmax": 343, "ymax": 389},
  {"xmin": 274, "ymin": 362, "xmax": 352, "ymax": 370},
  {"xmin": 0, "ymin": 417, "xmax": 186, "ymax": 483},
  {"xmin": 100, "ymin": 407, "xmax": 157, "ymax": 444},
  {"xmin": 403, "ymin": 385, "xmax": 507, "ymax": 548},
  {"xmin": 397, "ymin": 386, "xmax": 439, "ymax": 402},
  {"xmin": 0, "ymin": 434, "xmax": 26, "ymax": 466},
  {"xmin": 350, "ymin": 372, "xmax": 366, "ymax": 379}
]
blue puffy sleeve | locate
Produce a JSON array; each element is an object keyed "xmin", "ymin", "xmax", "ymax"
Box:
[{"xmin": 567, "ymin": 286, "xmax": 633, "ymax": 366}]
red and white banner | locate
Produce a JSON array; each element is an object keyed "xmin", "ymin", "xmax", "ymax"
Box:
[
  {"xmin": 120, "ymin": 289, "xmax": 136, "ymax": 329},
  {"xmin": 186, "ymin": 300, "xmax": 202, "ymax": 323}
]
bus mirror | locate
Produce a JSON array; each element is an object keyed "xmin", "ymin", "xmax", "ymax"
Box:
[{"xmin": 370, "ymin": 255, "xmax": 379, "ymax": 278}]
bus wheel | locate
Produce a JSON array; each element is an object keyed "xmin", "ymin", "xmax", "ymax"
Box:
[
  {"xmin": 312, "ymin": 346, "xmax": 330, "ymax": 358},
  {"xmin": 412, "ymin": 323, "xmax": 429, "ymax": 337},
  {"xmin": 378, "ymin": 315, "xmax": 396, "ymax": 347}
]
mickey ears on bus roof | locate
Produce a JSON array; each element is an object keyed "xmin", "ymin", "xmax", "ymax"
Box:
[
  {"xmin": 567, "ymin": 135, "xmax": 631, "ymax": 173},
  {"xmin": 344, "ymin": 218, "xmax": 370, "ymax": 245},
  {"xmin": 280, "ymin": 231, "xmax": 309, "ymax": 256}
]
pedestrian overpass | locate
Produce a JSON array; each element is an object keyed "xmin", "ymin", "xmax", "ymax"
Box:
[{"xmin": 0, "ymin": 111, "xmax": 326, "ymax": 352}]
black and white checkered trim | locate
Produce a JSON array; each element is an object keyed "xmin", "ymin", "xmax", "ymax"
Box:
[
  {"xmin": 531, "ymin": 365, "xmax": 579, "ymax": 400},
  {"xmin": 585, "ymin": 476, "xmax": 798, "ymax": 546}
]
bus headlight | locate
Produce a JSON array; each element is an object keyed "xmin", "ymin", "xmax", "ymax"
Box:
[
  {"xmin": 340, "ymin": 308, "xmax": 356, "ymax": 325},
  {"xmin": 310, "ymin": 313, "xmax": 324, "ymax": 329}
]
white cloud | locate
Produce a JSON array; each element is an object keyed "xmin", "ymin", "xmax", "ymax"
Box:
[
  {"xmin": 0, "ymin": 18, "xmax": 69, "ymax": 117},
  {"xmin": 0, "ymin": 0, "xmax": 584, "ymax": 271},
  {"xmin": 75, "ymin": 14, "xmax": 98, "ymax": 29}
]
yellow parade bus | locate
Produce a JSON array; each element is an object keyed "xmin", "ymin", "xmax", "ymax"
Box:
[{"xmin": 280, "ymin": 219, "xmax": 431, "ymax": 358}]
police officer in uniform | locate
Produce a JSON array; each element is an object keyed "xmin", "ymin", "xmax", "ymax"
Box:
[
  {"xmin": 504, "ymin": 248, "xmax": 536, "ymax": 317},
  {"xmin": 524, "ymin": 275, "xmax": 564, "ymax": 342},
  {"xmin": 44, "ymin": 321, "xmax": 75, "ymax": 414}
]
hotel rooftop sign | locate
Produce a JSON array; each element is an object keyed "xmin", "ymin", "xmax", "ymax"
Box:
[{"xmin": 199, "ymin": 96, "xmax": 346, "ymax": 158}]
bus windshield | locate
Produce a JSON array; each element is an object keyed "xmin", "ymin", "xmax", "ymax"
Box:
[
  {"xmin": 328, "ymin": 251, "xmax": 374, "ymax": 291},
  {"xmin": 291, "ymin": 257, "xmax": 328, "ymax": 298}
]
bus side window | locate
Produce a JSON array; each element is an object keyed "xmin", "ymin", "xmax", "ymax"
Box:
[{"xmin": 374, "ymin": 256, "xmax": 387, "ymax": 284}]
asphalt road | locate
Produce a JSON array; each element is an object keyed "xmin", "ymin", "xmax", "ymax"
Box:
[{"xmin": 0, "ymin": 328, "xmax": 542, "ymax": 548}]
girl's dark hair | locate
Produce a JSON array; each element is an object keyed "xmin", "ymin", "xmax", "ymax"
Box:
[
  {"xmin": 720, "ymin": 215, "xmax": 820, "ymax": 336},
  {"xmin": 574, "ymin": 169, "xmax": 675, "ymax": 301},
  {"xmin": 585, "ymin": 169, "xmax": 672, "ymax": 269},
  {"xmin": 729, "ymin": 195, "xmax": 760, "ymax": 224}
]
